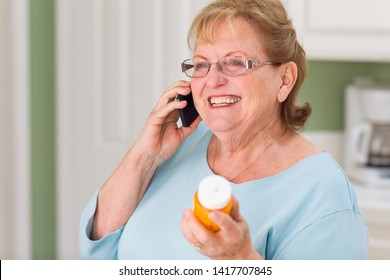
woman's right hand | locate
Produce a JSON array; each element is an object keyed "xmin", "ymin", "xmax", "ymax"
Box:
[{"xmin": 132, "ymin": 80, "xmax": 201, "ymax": 166}]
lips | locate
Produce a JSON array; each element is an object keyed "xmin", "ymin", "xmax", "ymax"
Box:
[{"xmin": 209, "ymin": 96, "xmax": 241, "ymax": 107}]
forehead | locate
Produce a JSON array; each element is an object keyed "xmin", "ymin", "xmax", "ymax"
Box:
[{"xmin": 194, "ymin": 19, "xmax": 266, "ymax": 58}]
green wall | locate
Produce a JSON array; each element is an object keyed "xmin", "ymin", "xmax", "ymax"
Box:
[
  {"xmin": 30, "ymin": 0, "xmax": 56, "ymax": 259},
  {"xmin": 301, "ymin": 60, "xmax": 390, "ymax": 131},
  {"xmin": 29, "ymin": 1, "xmax": 390, "ymax": 259}
]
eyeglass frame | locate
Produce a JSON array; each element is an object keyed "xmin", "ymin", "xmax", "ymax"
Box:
[{"xmin": 181, "ymin": 56, "xmax": 281, "ymax": 78}]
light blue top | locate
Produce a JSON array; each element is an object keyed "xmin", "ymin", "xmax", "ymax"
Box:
[{"xmin": 79, "ymin": 122, "xmax": 369, "ymax": 259}]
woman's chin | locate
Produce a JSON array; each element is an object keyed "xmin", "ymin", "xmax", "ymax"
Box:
[{"xmin": 204, "ymin": 117, "xmax": 237, "ymax": 133}]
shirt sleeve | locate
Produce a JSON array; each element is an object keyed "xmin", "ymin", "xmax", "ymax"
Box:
[
  {"xmin": 274, "ymin": 210, "xmax": 369, "ymax": 260},
  {"xmin": 79, "ymin": 190, "xmax": 124, "ymax": 259}
]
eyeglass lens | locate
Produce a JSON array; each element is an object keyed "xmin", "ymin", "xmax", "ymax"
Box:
[{"xmin": 183, "ymin": 56, "xmax": 249, "ymax": 78}]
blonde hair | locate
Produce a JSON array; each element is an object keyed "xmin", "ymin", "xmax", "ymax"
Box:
[{"xmin": 188, "ymin": 0, "xmax": 311, "ymax": 131}]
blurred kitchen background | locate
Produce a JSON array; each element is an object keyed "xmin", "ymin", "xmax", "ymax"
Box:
[{"xmin": 1, "ymin": 0, "xmax": 389, "ymax": 259}]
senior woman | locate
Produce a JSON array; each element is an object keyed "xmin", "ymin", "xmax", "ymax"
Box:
[{"xmin": 80, "ymin": 0, "xmax": 368, "ymax": 259}]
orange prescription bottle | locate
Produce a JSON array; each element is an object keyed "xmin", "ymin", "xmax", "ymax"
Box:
[{"xmin": 193, "ymin": 175, "xmax": 233, "ymax": 232}]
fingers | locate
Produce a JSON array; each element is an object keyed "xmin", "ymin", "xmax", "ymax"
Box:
[
  {"xmin": 207, "ymin": 197, "xmax": 242, "ymax": 232},
  {"xmin": 180, "ymin": 208, "xmax": 196, "ymax": 243},
  {"xmin": 181, "ymin": 208, "xmax": 212, "ymax": 243},
  {"xmin": 181, "ymin": 208, "xmax": 218, "ymax": 253},
  {"xmin": 164, "ymin": 80, "xmax": 191, "ymax": 93},
  {"xmin": 183, "ymin": 209, "xmax": 242, "ymax": 259},
  {"xmin": 148, "ymin": 80, "xmax": 192, "ymax": 127},
  {"xmin": 181, "ymin": 200, "xmax": 257, "ymax": 259},
  {"xmin": 151, "ymin": 80, "xmax": 202, "ymax": 137},
  {"xmin": 181, "ymin": 197, "xmax": 242, "ymax": 245},
  {"xmin": 208, "ymin": 212, "xmax": 235, "ymax": 233},
  {"xmin": 156, "ymin": 80, "xmax": 191, "ymax": 109},
  {"xmin": 177, "ymin": 115, "xmax": 202, "ymax": 139},
  {"xmin": 149, "ymin": 99, "xmax": 185, "ymax": 126}
]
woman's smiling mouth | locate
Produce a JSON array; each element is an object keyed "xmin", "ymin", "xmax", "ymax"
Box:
[{"xmin": 209, "ymin": 96, "xmax": 241, "ymax": 107}]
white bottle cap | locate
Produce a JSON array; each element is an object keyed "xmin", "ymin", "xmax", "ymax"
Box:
[{"xmin": 197, "ymin": 175, "xmax": 232, "ymax": 210}]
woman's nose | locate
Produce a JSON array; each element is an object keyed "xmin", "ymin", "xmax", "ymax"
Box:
[{"xmin": 205, "ymin": 64, "xmax": 227, "ymax": 88}]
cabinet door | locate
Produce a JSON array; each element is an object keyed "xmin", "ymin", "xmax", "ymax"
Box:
[
  {"xmin": 0, "ymin": 0, "xmax": 30, "ymax": 259},
  {"xmin": 359, "ymin": 205, "xmax": 390, "ymax": 259},
  {"xmin": 56, "ymin": 0, "xmax": 212, "ymax": 260},
  {"xmin": 283, "ymin": 0, "xmax": 390, "ymax": 61}
]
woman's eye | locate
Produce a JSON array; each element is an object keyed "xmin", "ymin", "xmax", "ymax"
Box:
[
  {"xmin": 229, "ymin": 59, "xmax": 245, "ymax": 66},
  {"xmin": 195, "ymin": 62, "xmax": 209, "ymax": 70}
]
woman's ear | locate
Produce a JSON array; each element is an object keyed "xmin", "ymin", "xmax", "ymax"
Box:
[{"xmin": 278, "ymin": 61, "xmax": 298, "ymax": 103}]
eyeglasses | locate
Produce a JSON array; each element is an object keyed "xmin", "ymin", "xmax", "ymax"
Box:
[{"xmin": 181, "ymin": 56, "xmax": 280, "ymax": 78}]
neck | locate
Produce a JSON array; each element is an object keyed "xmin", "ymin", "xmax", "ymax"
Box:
[
  {"xmin": 208, "ymin": 120, "xmax": 291, "ymax": 181},
  {"xmin": 212, "ymin": 117, "xmax": 289, "ymax": 154}
]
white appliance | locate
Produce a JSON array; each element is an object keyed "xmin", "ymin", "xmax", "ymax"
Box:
[{"xmin": 344, "ymin": 78, "xmax": 390, "ymax": 189}]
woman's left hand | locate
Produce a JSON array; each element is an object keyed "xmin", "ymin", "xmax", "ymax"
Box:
[{"xmin": 180, "ymin": 197, "xmax": 263, "ymax": 260}]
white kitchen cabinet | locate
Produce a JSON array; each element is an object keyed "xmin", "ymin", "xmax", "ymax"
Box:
[
  {"xmin": 283, "ymin": 0, "xmax": 390, "ymax": 61},
  {"xmin": 56, "ymin": 0, "xmax": 213, "ymax": 259},
  {"xmin": 354, "ymin": 186, "xmax": 390, "ymax": 259},
  {"xmin": 0, "ymin": 0, "xmax": 31, "ymax": 259}
]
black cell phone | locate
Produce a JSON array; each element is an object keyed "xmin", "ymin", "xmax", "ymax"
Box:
[{"xmin": 177, "ymin": 92, "xmax": 199, "ymax": 127}]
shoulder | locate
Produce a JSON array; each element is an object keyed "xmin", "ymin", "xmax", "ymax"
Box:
[
  {"xmin": 283, "ymin": 132, "xmax": 348, "ymax": 186},
  {"xmin": 283, "ymin": 132, "xmax": 322, "ymax": 164},
  {"xmin": 290, "ymin": 152, "xmax": 352, "ymax": 196},
  {"xmin": 264, "ymin": 150, "xmax": 359, "ymax": 216},
  {"xmin": 301, "ymin": 152, "xmax": 351, "ymax": 193}
]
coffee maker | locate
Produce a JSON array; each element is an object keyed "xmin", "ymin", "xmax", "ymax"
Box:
[{"xmin": 344, "ymin": 78, "xmax": 390, "ymax": 188}]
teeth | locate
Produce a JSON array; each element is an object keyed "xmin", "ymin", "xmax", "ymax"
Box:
[{"xmin": 210, "ymin": 97, "xmax": 241, "ymax": 106}]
